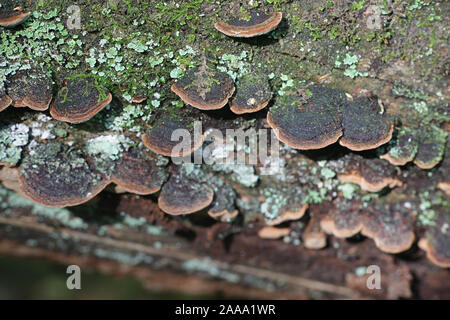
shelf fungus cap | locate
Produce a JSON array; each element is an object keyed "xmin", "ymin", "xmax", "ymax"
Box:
[
  {"xmin": 50, "ymin": 77, "xmax": 112, "ymax": 124},
  {"xmin": 0, "ymin": 84, "xmax": 12, "ymax": 112},
  {"xmin": 340, "ymin": 98, "xmax": 393, "ymax": 151},
  {"xmin": 418, "ymin": 209, "xmax": 450, "ymax": 268},
  {"xmin": 110, "ymin": 148, "xmax": 169, "ymax": 195},
  {"xmin": 214, "ymin": 11, "xmax": 282, "ymax": 38},
  {"xmin": 171, "ymin": 64, "xmax": 235, "ymax": 110},
  {"xmin": 380, "ymin": 127, "xmax": 419, "ymax": 166},
  {"xmin": 85, "ymin": 135, "xmax": 169, "ymax": 195},
  {"xmin": 0, "ymin": 4, "xmax": 31, "ymax": 28},
  {"xmin": 413, "ymin": 125, "xmax": 447, "ymax": 169},
  {"xmin": 338, "ymin": 155, "xmax": 402, "ymax": 192},
  {"xmin": 320, "ymin": 201, "xmax": 363, "ymax": 238},
  {"xmin": 361, "ymin": 208, "xmax": 415, "ymax": 254},
  {"xmin": 258, "ymin": 226, "xmax": 290, "ymax": 239},
  {"xmin": 267, "ymin": 86, "xmax": 344, "ymax": 150},
  {"xmin": 18, "ymin": 141, "xmax": 108, "ymax": 207},
  {"xmin": 142, "ymin": 117, "xmax": 204, "ymax": 157},
  {"xmin": 208, "ymin": 183, "xmax": 239, "ymax": 222},
  {"xmin": 158, "ymin": 174, "xmax": 214, "ymax": 215},
  {"xmin": 230, "ymin": 74, "xmax": 272, "ymax": 114},
  {"xmin": 265, "ymin": 203, "xmax": 308, "ymax": 226},
  {"xmin": 6, "ymin": 67, "xmax": 53, "ymax": 111}
]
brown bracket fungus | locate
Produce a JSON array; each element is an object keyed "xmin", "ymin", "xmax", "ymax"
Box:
[
  {"xmin": 50, "ymin": 77, "xmax": 112, "ymax": 124},
  {"xmin": 158, "ymin": 173, "xmax": 214, "ymax": 215},
  {"xmin": 321, "ymin": 200, "xmax": 415, "ymax": 254},
  {"xmin": 142, "ymin": 116, "xmax": 204, "ymax": 157},
  {"xmin": 360, "ymin": 207, "xmax": 415, "ymax": 254},
  {"xmin": 340, "ymin": 98, "xmax": 393, "ymax": 151},
  {"xmin": 303, "ymin": 216, "xmax": 327, "ymax": 250},
  {"xmin": 380, "ymin": 127, "xmax": 419, "ymax": 166},
  {"xmin": 18, "ymin": 141, "xmax": 108, "ymax": 207},
  {"xmin": 171, "ymin": 62, "xmax": 235, "ymax": 110},
  {"xmin": 214, "ymin": 11, "xmax": 282, "ymax": 38},
  {"xmin": 0, "ymin": 84, "xmax": 12, "ymax": 112},
  {"xmin": 110, "ymin": 148, "xmax": 169, "ymax": 195},
  {"xmin": 418, "ymin": 210, "xmax": 450, "ymax": 268},
  {"xmin": 267, "ymin": 86, "xmax": 344, "ymax": 149},
  {"xmin": 230, "ymin": 74, "xmax": 272, "ymax": 114},
  {"xmin": 257, "ymin": 226, "xmax": 290, "ymax": 240},
  {"xmin": 0, "ymin": 166, "xmax": 21, "ymax": 194},
  {"xmin": 320, "ymin": 201, "xmax": 364, "ymax": 238},
  {"xmin": 338, "ymin": 155, "xmax": 402, "ymax": 192},
  {"xmin": 0, "ymin": 2, "xmax": 30, "ymax": 28},
  {"xmin": 208, "ymin": 183, "xmax": 239, "ymax": 222},
  {"xmin": 436, "ymin": 155, "xmax": 450, "ymax": 195},
  {"xmin": 413, "ymin": 125, "xmax": 447, "ymax": 169},
  {"xmin": 85, "ymin": 135, "xmax": 169, "ymax": 196},
  {"xmin": 6, "ymin": 67, "xmax": 53, "ymax": 111}
]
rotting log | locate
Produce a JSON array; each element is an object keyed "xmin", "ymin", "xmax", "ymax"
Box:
[{"xmin": 0, "ymin": 0, "xmax": 449, "ymax": 299}]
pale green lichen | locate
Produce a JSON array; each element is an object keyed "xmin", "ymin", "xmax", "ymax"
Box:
[{"xmin": 0, "ymin": 123, "xmax": 30, "ymax": 166}]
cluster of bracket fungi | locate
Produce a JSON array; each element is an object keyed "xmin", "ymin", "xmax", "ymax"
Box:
[{"xmin": 0, "ymin": 8, "xmax": 449, "ymax": 269}]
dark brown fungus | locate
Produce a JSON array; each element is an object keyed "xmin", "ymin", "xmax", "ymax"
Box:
[
  {"xmin": 230, "ymin": 74, "xmax": 272, "ymax": 114},
  {"xmin": 413, "ymin": 125, "xmax": 447, "ymax": 169},
  {"xmin": 436, "ymin": 155, "xmax": 450, "ymax": 195},
  {"xmin": 340, "ymin": 98, "xmax": 393, "ymax": 151},
  {"xmin": 0, "ymin": 166, "xmax": 21, "ymax": 194},
  {"xmin": 158, "ymin": 174, "xmax": 214, "ymax": 215},
  {"xmin": 418, "ymin": 208, "xmax": 450, "ymax": 268},
  {"xmin": 171, "ymin": 62, "xmax": 235, "ymax": 110},
  {"xmin": 380, "ymin": 127, "xmax": 419, "ymax": 166},
  {"xmin": 110, "ymin": 148, "xmax": 169, "ymax": 195},
  {"xmin": 142, "ymin": 116, "xmax": 204, "ymax": 157},
  {"xmin": 258, "ymin": 226, "xmax": 290, "ymax": 240},
  {"xmin": 360, "ymin": 207, "xmax": 415, "ymax": 254},
  {"xmin": 0, "ymin": 84, "xmax": 12, "ymax": 111},
  {"xmin": 50, "ymin": 77, "xmax": 112, "ymax": 124},
  {"xmin": 320, "ymin": 200, "xmax": 364, "ymax": 238},
  {"xmin": 18, "ymin": 141, "xmax": 108, "ymax": 207},
  {"xmin": 0, "ymin": 3, "xmax": 30, "ymax": 28},
  {"xmin": 303, "ymin": 216, "xmax": 327, "ymax": 250},
  {"xmin": 6, "ymin": 67, "xmax": 53, "ymax": 111},
  {"xmin": 208, "ymin": 182, "xmax": 239, "ymax": 222},
  {"xmin": 267, "ymin": 86, "xmax": 345, "ymax": 150},
  {"xmin": 338, "ymin": 154, "xmax": 402, "ymax": 192},
  {"xmin": 214, "ymin": 11, "xmax": 282, "ymax": 38}
]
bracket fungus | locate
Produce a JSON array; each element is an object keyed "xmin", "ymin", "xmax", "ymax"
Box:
[
  {"xmin": 413, "ymin": 126, "xmax": 447, "ymax": 169},
  {"xmin": 267, "ymin": 86, "xmax": 344, "ymax": 149},
  {"xmin": 171, "ymin": 62, "xmax": 235, "ymax": 110},
  {"xmin": 86, "ymin": 134, "xmax": 169, "ymax": 195},
  {"xmin": 381, "ymin": 125, "xmax": 447, "ymax": 169},
  {"xmin": 6, "ymin": 67, "xmax": 53, "ymax": 111},
  {"xmin": 0, "ymin": 2, "xmax": 30, "ymax": 28},
  {"xmin": 18, "ymin": 141, "xmax": 109, "ymax": 207},
  {"xmin": 230, "ymin": 74, "xmax": 272, "ymax": 114},
  {"xmin": 320, "ymin": 201, "xmax": 364, "ymax": 238},
  {"xmin": 158, "ymin": 173, "xmax": 214, "ymax": 215},
  {"xmin": 142, "ymin": 116, "xmax": 204, "ymax": 157},
  {"xmin": 418, "ymin": 210, "xmax": 450, "ymax": 268},
  {"xmin": 338, "ymin": 155, "xmax": 402, "ymax": 192},
  {"xmin": 339, "ymin": 98, "xmax": 393, "ymax": 151},
  {"xmin": 208, "ymin": 182, "xmax": 239, "ymax": 222},
  {"xmin": 321, "ymin": 201, "xmax": 415, "ymax": 254},
  {"xmin": 380, "ymin": 128, "xmax": 419, "ymax": 166},
  {"xmin": 50, "ymin": 77, "xmax": 112, "ymax": 124},
  {"xmin": 258, "ymin": 226, "xmax": 290, "ymax": 240},
  {"xmin": 214, "ymin": 11, "xmax": 282, "ymax": 38},
  {"xmin": 0, "ymin": 84, "xmax": 12, "ymax": 112},
  {"xmin": 360, "ymin": 207, "xmax": 415, "ymax": 254}
]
